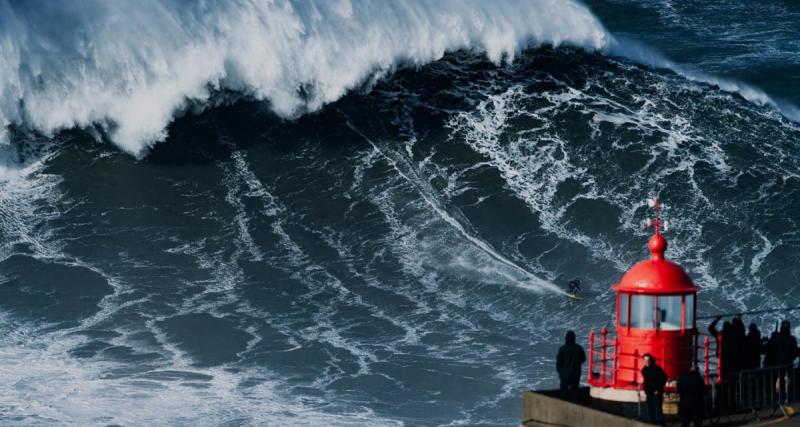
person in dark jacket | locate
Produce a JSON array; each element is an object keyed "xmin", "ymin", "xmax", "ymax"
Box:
[
  {"xmin": 745, "ymin": 323, "xmax": 762, "ymax": 370},
  {"xmin": 763, "ymin": 323, "xmax": 781, "ymax": 368},
  {"xmin": 567, "ymin": 278, "xmax": 582, "ymax": 296},
  {"xmin": 642, "ymin": 353, "xmax": 668, "ymax": 424},
  {"xmin": 777, "ymin": 320, "xmax": 798, "ymax": 366},
  {"xmin": 677, "ymin": 364, "xmax": 705, "ymax": 427},
  {"xmin": 776, "ymin": 320, "xmax": 798, "ymax": 401},
  {"xmin": 709, "ymin": 317, "xmax": 736, "ymax": 374},
  {"xmin": 556, "ymin": 330, "xmax": 586, "ymax": 401},
  {"xmin": 730, "ymin": 317, "xmax": 746, "ymax": 373}
]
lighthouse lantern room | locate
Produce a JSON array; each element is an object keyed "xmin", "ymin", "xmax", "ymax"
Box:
[{"xmin": 588, "ymin": 199, "xmax": 702, "ymax": 403}]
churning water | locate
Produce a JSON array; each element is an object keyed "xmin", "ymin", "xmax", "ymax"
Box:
[{"xmin": 1, "ymin": 1, "xmax": 799, "ymax": 425}]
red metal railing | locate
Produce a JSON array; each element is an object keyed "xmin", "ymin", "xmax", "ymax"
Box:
[
  {"xmin": 588, "ymin": 328, "xmax": 722, "ymax": 388},
  {"xmin": 704, "ymin": 335, "xmax": 710, "ymax": 384},
  {"xmin": 601, "ymin": 325, "xmax": 608, "ymax": 383}
]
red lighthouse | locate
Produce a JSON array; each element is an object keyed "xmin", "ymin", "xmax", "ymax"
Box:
[{"xmin": 589, "ymin": 199, "xmax": 701, "ymax": 402}]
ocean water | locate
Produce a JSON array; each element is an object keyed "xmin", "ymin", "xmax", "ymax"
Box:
[{"xmin": 0, "ymin": 1, "xmax": 799, "ymax": 426}]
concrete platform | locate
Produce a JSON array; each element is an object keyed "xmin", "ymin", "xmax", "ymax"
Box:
[
  {"xmin": 522, "ymin": 389, "xmax": 650, "ymax": 427},
  {"xmin": 521, "ymin": 389, "xmax": 800, "ymax": 426}
]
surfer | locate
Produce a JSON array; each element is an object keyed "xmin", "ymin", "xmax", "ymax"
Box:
[{"xmin": 567, "ymin": 278, "xmax": 581, "ymax": 297}]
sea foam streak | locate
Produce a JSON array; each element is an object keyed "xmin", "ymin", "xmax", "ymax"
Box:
[
  {"xmin": 0, "ymin": 0, "xmax": 606, "ymax": 156},
  {"xmin": 606, "ymin": 36, "xmax": 800, "ymax": 123}
]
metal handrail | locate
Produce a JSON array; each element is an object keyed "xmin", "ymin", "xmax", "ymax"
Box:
[
  {"xmin": 587, "ymin": 328, "xmax": 800, "ymax": 423},
  {"xmin": 589, "ymin": 329, "xmax": 722, "ymax": 387}
]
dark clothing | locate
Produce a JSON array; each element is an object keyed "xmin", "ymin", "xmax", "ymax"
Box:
[
  {"xmin": 560, "ymin": 379, "xmax": 580, "ymax": 401},
  {"xmin": 709, "ymin": 318, "xmax": 737, "ymax": 374},
  {"xmin": 775, "ymin": 327, "xmax": 798, "ymax": 402},
  {"xmin": 567, "ymin": 279, "xmax": 581, "ymax": 295},
  {"xmin": 642, "ymin": 364, "xmax": 668, "ymax": 424},
  {"xmin": 745, "ymin": 328, "xmax": 761, "ymax": 370},
  {"xmin": 777, "ymin": 333, "xmax": 798, "ymax": 366},
  {"xmin": 556, "ymin": 332, "xmax": 585, "ymax": 401},
  {"xmin": 556, "ymin": 343, "xmax": 586, "ymax": 383},
  {"xmin": 642, "ymin": 364, "xmax": 668, "ymax": 395},
  {"xmin": 730, "ymin": 318, "xmax": 746, "ymax": 373},
  {"xmin": 646, "ymin": 391, "xmax": 664, "ymax": 425},
  {"xmin": 763, "ymin": 332, "xmax": 781, "ymax": 367},
  {"xmin": 678, "ymin": 370, "xmax": 705, "ymax": 427}
]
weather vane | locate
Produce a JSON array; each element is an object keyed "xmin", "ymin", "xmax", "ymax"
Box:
[{"xmin": 642, "ymin": 197, "xmax": 668, "ymax": 234}]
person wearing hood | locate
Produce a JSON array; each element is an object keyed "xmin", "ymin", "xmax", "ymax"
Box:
[
  {"xmin": 745, "ymin": 323, "xmax": 762, "ymax": 370},
  {"xmin": 709, "ymin": 317, "xmax": 735, "ymax": 374},
  {"xmin": 677, "ymin": 364, "xmax": 705, "ymax": 427},
  {"xmin": 763, "ymin": 323, "xmax": 781, "ymax": 368},
  {"xmin": 777, "ymin": 320, "xmax": 798, "ymax": 366},
  {"xmin": 730, "ymin": 317, "xmax": 746, "ymax": 373},
  {"xmin": 775, "ymin": 320, "xmax": 798, "ymax": 402},
  {"xmin": 556, "ymin": 330, "xmax": 586, "ymax": 401}
]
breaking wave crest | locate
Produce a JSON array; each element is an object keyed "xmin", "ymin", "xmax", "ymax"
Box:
[
  {"xmin": 606, "ymin": 37, "xmax": 800, "ymax": 123},
  {"xmin": 0, "ymin": 0, "xmax": 607, "ymax": 156},
  {"xmin": 1, "ymin": 0, "xmax": 797, "ymax": 157}
]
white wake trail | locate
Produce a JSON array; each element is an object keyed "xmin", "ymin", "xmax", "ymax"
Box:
[{"xmin": 345, "ymin": 119, "xmax": 565, "ymax": 295}]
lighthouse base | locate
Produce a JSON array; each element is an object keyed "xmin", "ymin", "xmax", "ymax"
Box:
[
  {"xmin": 591, "ymin": 385, "xmax": 679, "ymax": 415},
  {"xmin": 589, "ymin": 385, "xmax": 645, "ymax": 403}
]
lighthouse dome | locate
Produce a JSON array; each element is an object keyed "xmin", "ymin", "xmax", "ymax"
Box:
[{"xmin": 613, "ymin": 233, "xmax": 699, "ymax": 294}]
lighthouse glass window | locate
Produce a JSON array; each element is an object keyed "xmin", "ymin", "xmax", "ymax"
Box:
[
  {"xmin": 685, "ymin": 294, "xmax": 695, "ymax": 328},
  {"xmin": 630, "ymin": 295, "xmax": 655, "ymax": 329},
  {"xmin": 657, "ymin": 296, "xmax": 682, "ymax": 330},
  {"xmin": 618, "ymin": 294, "xmax": 629, "ymax": 326}
]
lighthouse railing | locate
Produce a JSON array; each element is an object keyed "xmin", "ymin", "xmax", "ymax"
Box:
[
  {"xmin": 588, "ymin": 326, "xmax": 614, "ymax": 387},
  {"xmin": 587, "ymin": 328, "xmax": 645, "ymax": 388},
  {"xmin": 694, "ymin": 332, "xmax": 722, "ymax": 385},
  {"xmin": 588, "ymin": 330, "xmax": 595, "ymax": 384},
  {"xmin": 600, "ymin": 326, "xmax": 608, "ymax": 383},
  {"xmin": 589, "ymin": 329, "xmax": 723, "ymax": 389},
  {"xmin": 587, "ymin": 328, "xmax": 798, "ymax": 420}
]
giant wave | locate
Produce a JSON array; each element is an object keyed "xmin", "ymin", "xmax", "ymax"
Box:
[
  {"xmin": 1, "ymin": 4, "xmax": 799, "ymax": 424},
  {"xmin": 1, "ymin": 0, "xmax": 797, "ymax": 157},
  {"xmin": 0, "ymin": 0, "xmax": 607, "ymax": 156}
]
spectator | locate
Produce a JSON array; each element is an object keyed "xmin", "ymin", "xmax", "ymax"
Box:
[
  {"xmin": 642, "ymin": 353, "xmax": 667, "ymax": 424},
  {"xmin": 777, "ymin": 320, "xmax": 798, "ymax": 367},
  {"xmin": 677, "ymin": 364, "xmax": 705, "ymax": 427},
  {"xmin": 709, "ymin": 317, "xmax": 735, "ymax": 374},
  {"xmin": 556, "ymin": 330, "xmax": 586, "ymax": 401},
  {"xmin": 776, "ymin": 320, "xmax": 798, "ymax": 402},
  {"xmin": 730, "ymin": 317, "xmax": 746, "ymax": 373},
  {"xmin": 763, "ymin": 323, "xmax": 781, "ymax": 368},
  {"xmin": 745, "ymin": 323, "xmax": 762, "ymax": 370}
]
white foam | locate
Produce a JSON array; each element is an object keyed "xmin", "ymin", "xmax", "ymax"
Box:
[
  {"xmin": 0, "ymin": 143, "xmax": 62, "ymax": 262},
  {"xmin": 447, "ymin": 67, "xmax": 798, "ymax": 321},
  {"xmin": 0, "ymin": 148, "xmax": 412, "ymax": 425},
  {"xmin": 0, "ymin": 316, "xmax": 399, "ymax": 426},
  {"xmin": 223, "ymin": 150, "xmax": 266, "ymax": 262},
  {"xmin": 346, "ymin": 120, "xmax": 565, "ymax": 295},
  {"xmin": 605, "ymin": 37, "xmax": 800, "ymax": 123},
  {"xmin": 450, "ymin": 85, "xmax": 634, "ymax": 272},
  {"xmin": 0, "ymin": 0, "xmax": 608, "ymax": 156}
]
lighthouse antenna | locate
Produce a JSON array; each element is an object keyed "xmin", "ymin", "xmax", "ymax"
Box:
[
  {"xmin": 645, "ymin": 197, "xmax": 663, "ymax": 235},
  {"xmin": 654, "ymin": 197, "xmax": 661, "ymax": 235}
]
